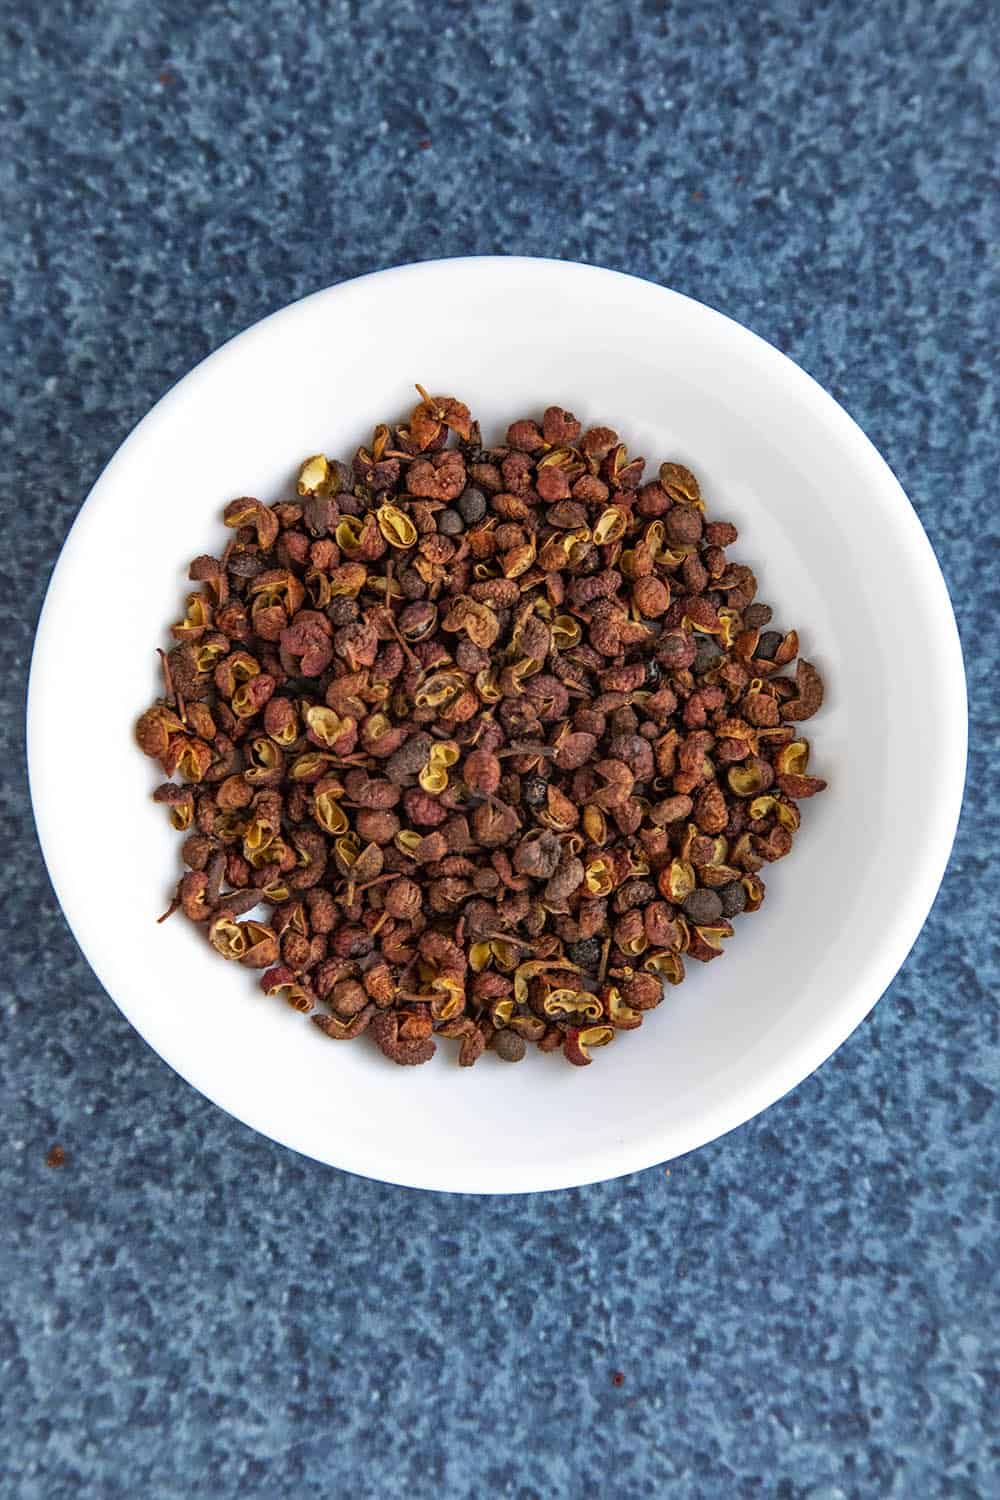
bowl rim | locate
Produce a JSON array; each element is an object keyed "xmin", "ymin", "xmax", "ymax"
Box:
[{"xmin": 27, "ymin": 256, "xmax": 968, "ymax": 1191}]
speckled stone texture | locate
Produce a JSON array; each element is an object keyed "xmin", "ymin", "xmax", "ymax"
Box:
[{"xmin": 2, "ymin": 1, "xmax": 997, "ymax": 1496}]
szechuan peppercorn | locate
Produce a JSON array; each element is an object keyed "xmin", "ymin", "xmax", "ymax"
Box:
[{"xmin": 136, "ymin": 387, "xmax": 827, "ymax": 1068}]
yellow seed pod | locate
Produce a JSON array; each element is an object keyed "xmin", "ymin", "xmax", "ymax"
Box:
[
  {"xmin": 290, "ymin": 751, "xmax": 335, "ymax": 780},
  {"xmin": 748, "ymin": 796, "xmax": 776, "ymax": 820},
  {"xmin": 304, "ymin": 705, "xmax": 347, "ymax": 747},
  {"xmin": 418, "ymin": 764, "xmax": 449, "ymax": 794},
  {"xmin": 172, "ymin": 593, "xmax": 212, "ymax": 638},
  {"xmin": 194, "ymin": 640, "xmax": 228, "ymax": 673},
  {"xmin": 432, "ymin": 986, "xmax": 464, "ymax": 1022},
  {"xmin": 717, "ymin": 609, "xmax": 739, "ymax": 647},
  {"xmin": 429, "ymin": 741, "xmax": 460, "ymax": 769},
  {"xmin": 475, "ymin": 669, "xmax": 502, "ymax": 703},
  {"xmin": 775, "ymin": 801, "xmax": 801, "ymax": 832},
  {"xmin": 242, "ymin": 814, "xmax": 276, "ymax": 853},
  {"xmin": 561, "ymin": 528, "xmax": 592, "ymax": 565},
  {"xmin": 247, "ymin": 739, "xmax": 280, "ymax": 773},
  {"xmin": 536, "ymin": 446, "xmax": 576, "ymax": 469},
  {"xmin": 209, "ymin": 917, "xmax": 247, "ymax": 960},
  {"xmin": 776, "ymin": 740, "xmax": 810, "ymax": 777},
  {"xmin": 334, "ymin": 833, "xmax": 361, "ymax": 871},
  {"xmin": 314, "ymin": 788, "xmax": 348, "ymax": 835},
  {"xmin": 296, "ymin": 453, "xmax": 330, "ymax": 496},
  {"xmin": 628, "ymin": 849, "xmax": 651, "ymax": 877},
  {"xmin": 658, "ymin": 462, "xmax": 702, "ymax": 505},
  {"xmin": 645, "ymin": 951, "xmax": 684, "ymax": 983},
  {"xmin": 335, "ymin": 516, "xmax": 365, "ymax": 552},
  {"xmin": 584, "ymin": 857, "xmax": 614, "ymax": 896},
  {"xmin": 492, "ymin": 940, "xmax": 519, "ymax": 972},
  {"xmin": 364, "ymin": 713, "xmax": 395, "ymax": 746},
  {"xmin": 227, "ymin": 657, "xmax": 257, "ymax": 687},
  {"xmin": 728, "ymin": 764, "xmax": 767, "ymax": 797},
  {"xmin": 551, "ymin": 615, "xmax": 581, "ymax": 649},
  {"xmin": 469, "ymin": 942, "xmax": 494, "ymax": 972},
  {"xmin": 376, "ymin": 504, "xmax": 418, "ymax": 548},
  {"xmin": 583, "ymin": 805, "xmax": 608, "ymax": 846},
  {"xmin": 230, "ymin": 683, "xmax": 260, "ymax": 719},
  {"xmin": 247, "ymin": 835, "xmax": 290, "ymax": 871},
  {"xmin": 414, "ymin": 671, "xmax": 464, "ymax": 709},
  {"xmin": 666, "ymin": 859, "xmax": 696, "ymax": 902},
  {"xmin": 395, "ymin": 830, "xmax": 422, "ymax": 856},
  {"xmin": 543, "ymin": 989, "xmax": 602, "ymax": 1020},
  {"xmin": 578, "ymin": 1025, "xmax": 614, "ymax": 1049},
  {"xmin": 593, "ymin": 508, "xmax": 628, "ymax": 546}
]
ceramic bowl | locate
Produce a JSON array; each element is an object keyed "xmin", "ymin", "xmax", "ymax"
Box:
[{"xmin": 27, "ymin": 258, "xmax": 967, "ymax": 1192}]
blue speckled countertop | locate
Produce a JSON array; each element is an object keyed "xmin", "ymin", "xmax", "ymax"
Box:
[{"xmin": 2, "ymin": 2, "xmax": 997, "ymax": 1496}]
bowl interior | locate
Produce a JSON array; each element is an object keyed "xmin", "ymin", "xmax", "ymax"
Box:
[{"xmin": 28, "ymin": 259, "xmax": 966, "ymax": 1191}]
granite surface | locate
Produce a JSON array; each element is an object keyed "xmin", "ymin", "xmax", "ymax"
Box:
[{"xmin": 2, "ymin": 1, "xmax": 998, "ymax": 1496}]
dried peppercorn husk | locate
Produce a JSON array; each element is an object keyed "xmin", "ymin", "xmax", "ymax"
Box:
[{"xmin": 137, "ymin": 387, "xmax": 827, "ymax": 1068}]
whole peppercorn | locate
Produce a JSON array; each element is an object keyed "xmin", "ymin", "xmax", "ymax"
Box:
[
  {"xmin": 137, "ymin": 385, "xmax": 827, "ymax": 1071},
  {"xmin": 663, "ymin": 507, "xmax": 703, "ymax": 545},
  {"xmin": 385, "ymin": 878, "xmax": 422, "ymax": 921},
  {"xmin": 633, "ymin": 576, "xmax": 671, "ymax": 618}
]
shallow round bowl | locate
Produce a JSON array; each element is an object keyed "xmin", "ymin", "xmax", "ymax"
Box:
[{"xmin": 28, "ymin": 258, "xmax": 967, "ymax": 1192}]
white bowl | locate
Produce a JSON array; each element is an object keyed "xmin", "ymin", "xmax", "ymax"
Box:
[{"xmin": 28, "ymin": 258, "xmax": 967, "ymax": 1193}]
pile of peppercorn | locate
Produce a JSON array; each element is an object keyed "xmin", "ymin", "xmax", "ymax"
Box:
[{"xmin": 136, "ymin": 387, "xmax": 826, "ymax": 1067}]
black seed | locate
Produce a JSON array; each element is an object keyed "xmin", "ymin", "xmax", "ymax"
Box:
[
  {"xmin": 681, "ymin": 888, "xmax": 723, "ymax": 924},
  {"xmin": 692, "ymin": 637, "xmax": 722, "ymax": 675},
  {"xmin": 718, "ymin": 881, "xmax": 747, "ymax": 918},
  {"xmin": 326, "ymin": 598, "xmax": 359, "ymax": 627},
  {"xmin": 566, "ymin": 937, "xmax": 602, "ymax": 970},
  {"xmin": 522, "ymin": 774, "xmax": 548, "ymax": 807},
  {"xmin": 494, "ymin": 1030, "xmax": 527, "ymax": 1062},
  {"xmin": 644, "ymin": 658, "xmax": 661, "ymax": 688},
  {"xmin": 755, "ymin": 630, "xmax": 783, "ymax": 661},
  {"xmin": 438, "ymin": 508, "xmax": 464, "ymax": 536},
  {"xmin": 457, "ymin": 486, "xmax": 487, "ymax": 524},
  {"xmin": 226, "ymin": 551, "xmax": 265, "ymax": 580},
  {"xmin": 399, "ymin": 569, "xmax": 426, "ymax": 599}
]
